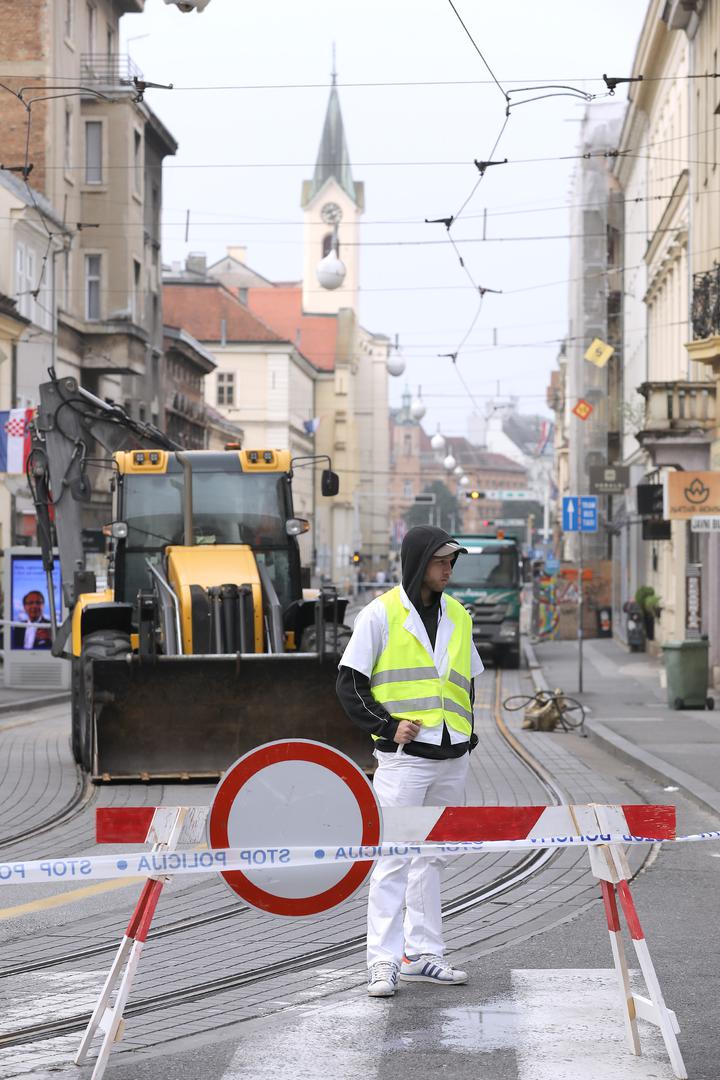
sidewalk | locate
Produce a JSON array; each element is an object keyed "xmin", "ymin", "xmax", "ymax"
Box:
[
  {"xmin": 0, "ymin": 664, "xmax": 69, "ymax": 716},
  {"xmin": 528, "ymin": 636, "xmax": 720, "ymax": 820}
]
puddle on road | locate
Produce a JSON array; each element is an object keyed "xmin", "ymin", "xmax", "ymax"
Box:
[{"xmin": 439, "ymin": 1002, "xmax": 519, "ymax": 1051}]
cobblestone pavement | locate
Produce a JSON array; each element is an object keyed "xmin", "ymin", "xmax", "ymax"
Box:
[{"xmin": 0, "ymin": 664, "xmax": 698, "ymax": 1078}]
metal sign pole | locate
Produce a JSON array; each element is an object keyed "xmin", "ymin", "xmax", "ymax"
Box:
[{"xmin": 578, "ymin": 530, "xmax": 584, "ymax": 693}]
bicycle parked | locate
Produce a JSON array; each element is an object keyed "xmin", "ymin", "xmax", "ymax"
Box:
[{"xmin": 503, "ymin": 689, "xmax": 587, "ymax": 735}]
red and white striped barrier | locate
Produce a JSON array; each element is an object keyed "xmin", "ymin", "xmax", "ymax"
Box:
[
  {"xmin": 78, "ymin": 801, "xmax": 688, "ymax": 1080},
  {"xmin": 73, "ymin": 738, "xmax": 688, "ymax": 1080},
  {"xmin": 96, "ymin": 801, "xmax": 677, "ymax": 847}
]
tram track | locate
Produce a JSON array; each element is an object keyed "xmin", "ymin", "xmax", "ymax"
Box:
[
  {"xmin": 0, "ymin": 762, "xmax": 92, "ymax": 851},
  {"xmin": 0, "ymin": 669, "xmax": 655, "ymax": 1051}
]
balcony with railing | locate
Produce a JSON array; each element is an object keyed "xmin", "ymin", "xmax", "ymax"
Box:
[
  {"xmin": 636, "ymin": 379, "xmax": 717, "ymax": 468},
  {"xmin": 80, "ymin": 54, "xmax": 143, "ymax": 94},
  {"xmin": 687, "ymin": 264, "xmax": 720, "ymax": 372},
  {"xmin": 637, "ymin": 380, "xmax": 716, "ymax": 444}
]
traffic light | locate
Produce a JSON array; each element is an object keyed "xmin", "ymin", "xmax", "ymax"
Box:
[
  {"xmin": 465, "ymin": 490, "xmax": 485, "ymax": 500},
  {"xmin": 351, "ymin": 551, "xmax": 362, "ymax": 565}
]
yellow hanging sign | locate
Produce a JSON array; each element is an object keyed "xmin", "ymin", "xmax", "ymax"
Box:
[{"xmin": 584, "ymin": 338, "xmax": 614, "ymax": 368}]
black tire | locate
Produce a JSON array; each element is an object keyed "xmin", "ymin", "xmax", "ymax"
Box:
[
  {"xmin": 673, "ymin": 697, "xmax": 684, "ymax": 711},
  {"xmin": 557, "ymin": 695, "xmax": 585, "ymax": 730},
  {"xmin": 77, "ymin": 630, "xmax": 132, "ymax": 772},
  {"xmin": 301, "ymin": 624, "xmax": 352, "ymax": 657},
  {"xmin": 70, "ymin": 659, "xmax": 83, "ymax": 764},
  {"xmin": 502, "ymin": 694, "xmax": 535, "ymax": 713},
  {"xmin": 707, "ymin": 698, "xmax": 715, "ymax": 711},
  {"xmin": 504, "ymin": 648, "xmax": 521, "ymax": 670}
]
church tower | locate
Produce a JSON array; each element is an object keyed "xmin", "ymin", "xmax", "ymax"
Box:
[{"xmin": 301, "ymin": 71, "xmax": 364, "ymax": 315}]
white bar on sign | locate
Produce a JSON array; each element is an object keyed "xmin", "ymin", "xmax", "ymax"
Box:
[{"xmin": 691, "ymin": 516, "xmax": 720, "ymax": 532}]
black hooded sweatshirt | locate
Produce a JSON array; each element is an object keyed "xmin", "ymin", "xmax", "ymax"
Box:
[{"xmin": 336, "ymin": 525, "xmax": 473, "ymax": 760}]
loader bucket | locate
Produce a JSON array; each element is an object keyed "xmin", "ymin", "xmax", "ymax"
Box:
[{"xmin": 90, "ymin": 654, "xmax": 374, "ymax": 782}]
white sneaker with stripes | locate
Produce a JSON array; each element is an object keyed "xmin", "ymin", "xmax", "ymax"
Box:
[
  {"xmin": 367, "ymin": 961, "xmax": 399, "ymax": 997},
  {"xmin": 399, "ymin": 954, "xmax": 468, "ymax": 984}
]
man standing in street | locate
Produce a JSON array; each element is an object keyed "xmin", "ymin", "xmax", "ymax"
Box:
[{"xmin": 336, "ymin": 525, "xmax": 484, "ymax": 998}]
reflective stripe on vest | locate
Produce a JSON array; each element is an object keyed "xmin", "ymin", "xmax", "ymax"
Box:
[{"xmin": 370, "ymin": 587, "xmax": 473, "ymax": 738}]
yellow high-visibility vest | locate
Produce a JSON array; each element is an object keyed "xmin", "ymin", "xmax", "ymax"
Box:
[{"xmin": 369, "ymin": 587, "xmax": 473, "ymax": 739}]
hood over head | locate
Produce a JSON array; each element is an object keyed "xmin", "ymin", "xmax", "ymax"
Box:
[{"xmin": 400, "ymin": 525, "xmax": 467, "ymax": 611}]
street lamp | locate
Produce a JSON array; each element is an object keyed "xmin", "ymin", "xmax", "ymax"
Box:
[
  {"xmin": 460, "ymin": 474, "xmax": 469, "ymax": 486},
  {"xmin": 430, "ymin": 425, "xmax": 445, "ymax": 451},
  {"xmin": 410, "ymin": 386, "xmax": 426, "ymax": 420},
  {"xmin": 386, "ymin": 335, "xmax": 405, "ymax": 377},
  {"xmin": 443, "ymin": 452, "xmax": 456, "ymax": 472},
  {"xmin": 316, "ymin": 247, "xmax": 347, "ymax": 290}
]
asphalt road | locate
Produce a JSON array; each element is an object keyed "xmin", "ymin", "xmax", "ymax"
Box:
[{"xmin": 0, "ymin": 667, "xmax": 717, "ymax": 1080}]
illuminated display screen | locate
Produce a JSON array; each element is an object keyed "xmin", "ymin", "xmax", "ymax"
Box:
[{"xmin": 10, "ymin": 555, "xmax": 61, "ymax": 651}]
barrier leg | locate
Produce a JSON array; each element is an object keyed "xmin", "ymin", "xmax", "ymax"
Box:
[
  {"xmin": 615, "ymin": 879, "xmax": 687, "ymax": 1080},
  {"xmin": 75, "ymin": 808, "xmax": 186, "ymax": 1080},
  {"xmin": 599, "ymin": 880, "xmax": 640, "ymax": 1055}
]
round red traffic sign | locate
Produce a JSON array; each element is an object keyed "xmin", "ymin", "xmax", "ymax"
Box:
[{"xmin": 207, "ymin": 740, "xmax": 382, "ymax": 917}]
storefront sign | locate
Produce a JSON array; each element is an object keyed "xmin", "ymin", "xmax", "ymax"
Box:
[
  {"xmin": 666, "ymin": 471, "xmax": 720, "ymax": 520},
  {"xmin": 690, "ymin": 516, "xmax": 720, "ymax": 532},
  {"xmin": 589, "ymin": 465, "xmax": 629, "ymax": 496},
  {"xmin": 637, "ymin": 484, "xmax": 664, "ymax": 517}
]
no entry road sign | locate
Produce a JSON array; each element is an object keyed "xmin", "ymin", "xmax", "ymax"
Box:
[{"xmin": 207, "ymin": 739, "xmax": 382, "ymax": 917}]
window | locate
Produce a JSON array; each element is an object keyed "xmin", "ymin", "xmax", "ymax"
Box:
[
  {"xmin": 65, "ymin": 0, "xmax": 74, "ymax": 39},
  {"xmin": 64, "ymin": 108, "xmax": 72, "ymax": 174},
  {"xmin": 63, "ymin": 248, "xmax": 70, "ymax": 309},
  {"xmin": 86, "ymin": 2, "xmax": 96, "ymax": 53},
  {"xmin": 403, "ymin": 433, "xmax": 412, "ymax": 457},
  {"xmin": 133, "ymin": 130, "xmax": 142, "ymax": 194},
  {"xmin": 85, "ymin": 254, "xmax": 101, "ymax": 320},
  {"xmin": 132, "ymin": 259, "xmax": 141, "ymax": 322},
  {"xmin": 106, "ymin": 25, "xmax": 114, "ymax": 58},
  {"xmin": 217, "ymin": 371, "xmax": 235, "ymax": 407},
  {"xmin": 15, "ymin": 244, "xmax": 35, "ymax": 320},
  {"xmin": 322, "ymin": 233, "xmax": 339, "ymax": 258},
  {"xmin": 85, "ymin": 121, "xmax": 102, "ymax": 183},
  {"xmin": 403, "ymin": 480, "xmax": 413, "ymax": 499}
]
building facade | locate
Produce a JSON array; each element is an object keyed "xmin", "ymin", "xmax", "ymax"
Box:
[{"xmin": 0, "ymin": 0, "xmax": 179, "ymax": 545}]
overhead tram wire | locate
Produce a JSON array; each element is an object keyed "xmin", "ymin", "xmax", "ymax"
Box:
[{"xmin": 2, "ymin": 71, "xmax": 720, "ymax": 91}]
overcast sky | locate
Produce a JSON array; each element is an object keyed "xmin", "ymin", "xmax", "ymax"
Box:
[{"xmin": 120, "ymin": 0, "xmax": 646, "ymax": 439}]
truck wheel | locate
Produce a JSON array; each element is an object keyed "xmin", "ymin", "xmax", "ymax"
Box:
[
  {"xmin": 673, "ymin": 697, "xmax": 684, "ymax": 711},
  {"xmin": 301, "ymin": 624, "xmax": 352, "ymax": 656},
  {"xmin": 504, "ymin": 648, "xmax": 521, "ymax": 670},
  {"xmin": 78, "ymin": 630, "xmax": 132, "ymax": 772}
]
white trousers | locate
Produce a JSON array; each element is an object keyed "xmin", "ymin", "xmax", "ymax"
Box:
[{"xmin": 366, "ymin": 750, "xmax": 469, "ymax": 967}]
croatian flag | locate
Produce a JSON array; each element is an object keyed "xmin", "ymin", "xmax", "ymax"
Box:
[{"xmin": 0, "ymin": 408, "xmax": 34, "ymax": 473}]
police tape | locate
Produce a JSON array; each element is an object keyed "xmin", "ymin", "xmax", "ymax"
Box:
[{"xmin": 2, "ymin": 831, "xmax": 720, "ymax": 885}]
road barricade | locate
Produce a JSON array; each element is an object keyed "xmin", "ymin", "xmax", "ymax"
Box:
[{"xmin": 0, "ymin": 740, "xmax": 699, "ymax": 1080}]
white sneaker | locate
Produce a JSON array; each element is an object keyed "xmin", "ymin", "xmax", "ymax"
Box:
[
  {"xmin": 400, "ymin": 954, "xmax": 467, "ymax": 984},
  {"xmin": 367, "ymin": 961, "xmax": 399, "ymax": 997}
]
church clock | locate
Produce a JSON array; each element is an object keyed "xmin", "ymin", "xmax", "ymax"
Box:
[{"xmin": 321, "ymin": 202, "xmax": 343, "ymax": 225}]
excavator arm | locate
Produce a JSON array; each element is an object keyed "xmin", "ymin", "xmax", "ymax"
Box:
[{"xmin": 28, "ymin": 372, "xmax": 182, "ymax": 614}]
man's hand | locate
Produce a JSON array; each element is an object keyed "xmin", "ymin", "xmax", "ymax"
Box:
[{"xmin": 394, "ymin": 720, "xmax": 422, "ymax": 744}]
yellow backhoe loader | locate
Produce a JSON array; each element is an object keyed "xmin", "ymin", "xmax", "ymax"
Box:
[{"xmin": 28, "ymin": 373, "xmax": 368, "ymax": 781}]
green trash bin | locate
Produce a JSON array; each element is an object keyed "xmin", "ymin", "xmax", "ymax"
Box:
[{"xmin": 661, "ymin": 639, "xmax": 714, "ymax": 710}]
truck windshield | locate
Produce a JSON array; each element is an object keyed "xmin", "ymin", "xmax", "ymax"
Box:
[
  {"xmin": 123, "ymin": 472, "xmax": 287, "ymax": 550},
  {"xmin": 451, "ymin": 548, "xmax": 518, "ymax": 588}
]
